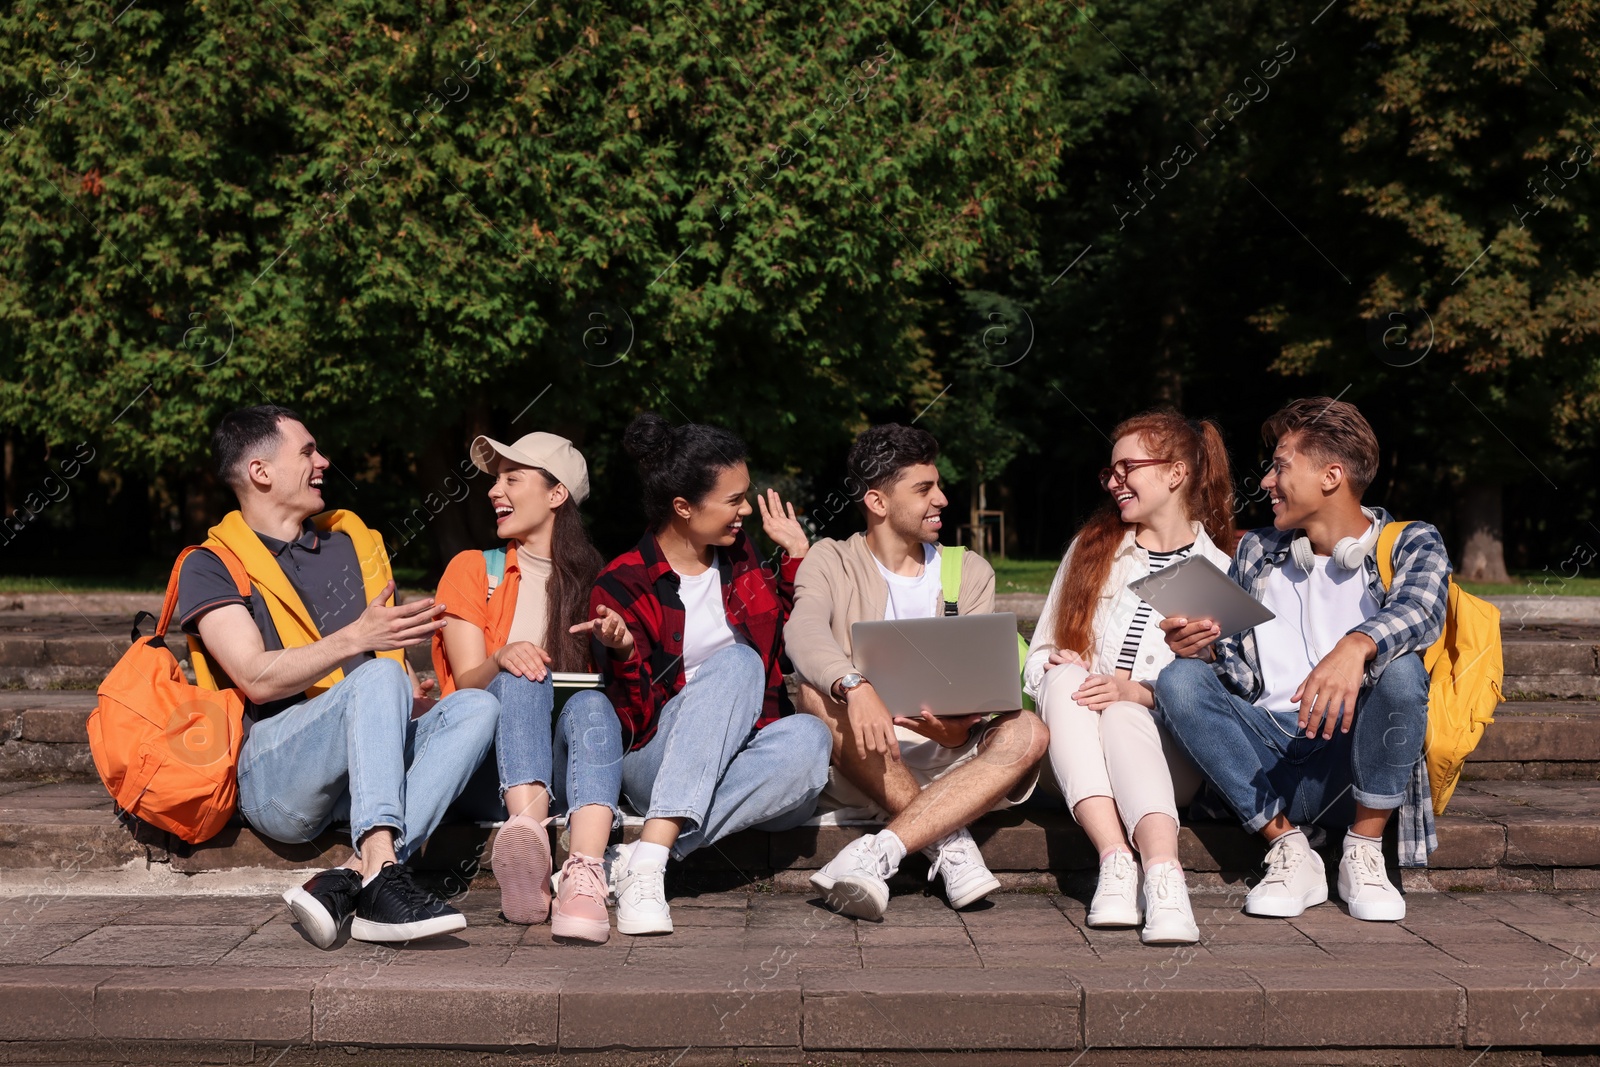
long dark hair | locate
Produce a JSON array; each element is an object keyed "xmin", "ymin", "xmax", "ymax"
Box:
[
  {"xmin": 530, "ymin": 467, "xmax": 604, "ymax": 672},
  {"xmin": 623, "ymin": 412, "xmax": 748, "ymax": 530},
  {"xmin": 1052, "ymin": 411, "xmax": 1234, "ymax": 659}
]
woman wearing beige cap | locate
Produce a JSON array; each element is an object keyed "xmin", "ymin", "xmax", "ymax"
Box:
[{"xmin": 431, "ymin": 431, "xmax": 630, "ymax": 944}]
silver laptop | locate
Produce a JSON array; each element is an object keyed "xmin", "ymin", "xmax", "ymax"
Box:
[{"xmin": 850, "ymin": 613, "xmax": 1023, "ymax": 718}]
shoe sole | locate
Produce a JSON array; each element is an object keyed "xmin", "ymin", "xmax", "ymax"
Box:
[
  {"xmin": 1343, "ymin": 896, "xmax": 1406, "ymax": 922},
  {"xmin": 943, "ymin": 873, "xmax": 1002, "ymax": 910},
  {"xmin": 494, "ymin": 819, "xmax": 553, "ymax": 925},
  {"xmin": 1086, "ymin": 907, "xmax": 1144, "ymax": 928},
  {"xmin": 282, "ymin": 887, "xmax": 342, "ymax": 950},
  {"xmin": 1140, "ymin": 924, "xmax": 1200, "ymax": 945},
  {"xmin": 551, "ymin": 910, "xmax": 613, "ymax": 943},
  {"xmin": 824, "ymin": 876, "xmax": 889, "ymax": 921},
  {"xmin": 350, "ymin": 912, "xmax": 467, "ymax": 943},
  {"xmin": 809, "ymin": 871, "xmax": 837, "ymax": 893},
  {"xmin": 616, "ymin": 912, "xmax": 673, "ymax": 936},
  {"xmin": 1243, "ymin": 882, "xmax": 1329, "ymax": 918}
]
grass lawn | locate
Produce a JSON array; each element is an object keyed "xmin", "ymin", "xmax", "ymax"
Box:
[
  {"xmin": 0, "ymin": 564, "xmax": 435, "ymax": 596},
  {"xmin": 988, "ymin": 558, "xmax": 1600, "ymax": 598},
  {"xmin": 4, "ymin": 562, "xmax": 1599, "ymax": 599}
]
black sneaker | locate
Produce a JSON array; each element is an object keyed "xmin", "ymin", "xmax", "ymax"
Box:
[
  {"xmin": 283, "ymin": 867, "xmax": 362, "ymax": 949},
  {"xmin": 350, "ymin": 862, "xmax": 467, "ymax": 943}
]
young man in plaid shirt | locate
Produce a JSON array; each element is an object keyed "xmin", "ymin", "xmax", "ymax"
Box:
[{"xmin": 1156, "ymin": 398, "xmax": 1449, "ymax": 922}]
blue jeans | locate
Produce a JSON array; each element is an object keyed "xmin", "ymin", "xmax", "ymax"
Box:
[
  {"xmin": 1152, "ymin": 653, "xmax": 1428, "ymax": 833},
  {"xmin": 473, "ymin": 672, "xmax": 623, "ymax": 825},
  {"xmin": 236, "ymin": 657, "xmax": 499, "ymax": 861},
  {"xmin": 621, "ymin": 644, "xmax": 832, "ymax": 861}
]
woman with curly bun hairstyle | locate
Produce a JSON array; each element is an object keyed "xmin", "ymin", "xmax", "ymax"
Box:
[{"xmin": 587, "ymin": 413, "xmax": 833, "ymax": 935}]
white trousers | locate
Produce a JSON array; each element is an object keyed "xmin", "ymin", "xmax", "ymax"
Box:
[{"xmin": 1039, "ymin": 663, "xmax": 1202, "ymax": 842}]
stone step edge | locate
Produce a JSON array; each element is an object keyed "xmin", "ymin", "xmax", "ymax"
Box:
[
  {"xmin": 8, "ymin": 800, "xmax": 1598, "ymax": 882},
  {"xmin": 2, "ymin": 958, "xmax": 1596, "ymax": 1052}
]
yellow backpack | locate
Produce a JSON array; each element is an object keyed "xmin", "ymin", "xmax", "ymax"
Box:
[{"xmin": 1375, "ymin": 521, "xmax": 1503, "ymax": 815}]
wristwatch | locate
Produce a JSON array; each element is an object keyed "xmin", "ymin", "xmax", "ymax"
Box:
[{"xmin": 833, "ymin": 672, "xmax": 868, "ymax": 701}]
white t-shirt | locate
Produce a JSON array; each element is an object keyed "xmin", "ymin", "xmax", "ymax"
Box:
[
  {"xmin": 677, "ymin": 565, "xmax": 744, "ymax": 683},
  {"xmin": 1254, "ymin": 550, "xmax": 1380, "ymax": 714},
  {"xmin": 872, "ymin": 543, "xmax": 944, "ymax": 621}
]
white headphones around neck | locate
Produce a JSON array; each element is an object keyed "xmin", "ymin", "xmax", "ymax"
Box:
[{"xmin": 1289, "ymin": 507, "xmax": 1381, "ymax": 574}]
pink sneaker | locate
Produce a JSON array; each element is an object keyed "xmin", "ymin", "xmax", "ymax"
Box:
[
  {"xmin": 550, "ymin": 852, "xmax": 611, "ymax": 944},
  {"xmin": 493, "ymin": 813, "xmax": 553, "ymax": 925}
]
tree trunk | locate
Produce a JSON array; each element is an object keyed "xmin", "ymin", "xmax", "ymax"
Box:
[
  {"xmin": 3, "ymin": 433, "xmax": 14, "ymax": 518},
  {"xmin": 1456, "ymin": 481, "xmax": 1510, "ymax": 583}
]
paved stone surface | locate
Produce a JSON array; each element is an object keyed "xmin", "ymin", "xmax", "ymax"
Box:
[{"xmin": 0, "ymin": 888, "xmax": 1594, "ymax": 1053}]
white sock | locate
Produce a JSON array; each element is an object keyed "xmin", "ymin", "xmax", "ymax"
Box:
[
  {"xmin": 873, "ymin": 829, "xmax": 907, "ymax": 872},
  {"xmin": 626, "ymin": 840, "xmax": 670, "ymax": 874},
  {"xmin": 1344, "ymin": 829, "xmax": 1383, "ymax": 848},
  {"xmin": 361, "ymin": 867, "xmax": 381, "ymax": 887}
]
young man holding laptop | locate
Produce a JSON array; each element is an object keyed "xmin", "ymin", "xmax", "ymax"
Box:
[
  {"xmin": 1155, "ymin": 398, "xmax": 1449, "ymax": 922},
  {"xmin": 785, "ymin": 424, "xmax": 1050, "ymax": 920}
]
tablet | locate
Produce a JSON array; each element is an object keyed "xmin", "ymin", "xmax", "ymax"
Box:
[{"xmin": 1126, "ymin": 555, "xmax": 1274, "ymax": 638}]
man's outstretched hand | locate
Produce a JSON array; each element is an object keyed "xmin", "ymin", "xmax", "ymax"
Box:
[{"xmin": 351, "ymin": 581, "xmax": 448, "ymax": 652}]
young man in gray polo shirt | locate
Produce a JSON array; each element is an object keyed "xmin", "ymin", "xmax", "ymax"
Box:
[{"xmin": 177, "ymin": 406, "xmax": 500, "ymax": 948}]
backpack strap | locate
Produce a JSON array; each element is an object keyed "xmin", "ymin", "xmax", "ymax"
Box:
[
  {"xmin": 940, "ymin": 546, "xmax": 965, "ymax": 617},
  {"xmin": 153, "ymin": 544, "xmax": 251, "ymax": 639},
  {"xmin": 1375, "ymin": 521, "xmax": 1412, "ymax": 594},
  {"xmin": 482, "ymin": 546, "xmax": 507, "ymax": 596}
]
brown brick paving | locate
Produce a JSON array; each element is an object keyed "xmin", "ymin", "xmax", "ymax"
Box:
[{"xmin": 0, "ymin": 887, "xmax": 1596, "ymax": 1052}]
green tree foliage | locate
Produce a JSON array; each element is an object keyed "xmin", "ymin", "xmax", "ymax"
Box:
[
  {"xmin": 3, "ymin": 0, "xmax": 1596, "ymax": 574},
  {"xmin": 1250, "ymin": 0, "xmax": 1600, "ymax": 575},
  {"xmin": 1, "ymin": 0, "xmax": 1077, "ymax": 509}
]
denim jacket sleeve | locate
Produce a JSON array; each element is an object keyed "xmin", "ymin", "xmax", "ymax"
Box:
[{"xmin": 1348, "ymin": 520, "xmax": 1450, "ymax": 684}]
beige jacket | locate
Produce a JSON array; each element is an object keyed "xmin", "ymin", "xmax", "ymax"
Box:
[{"xmin": 784, "ymin": 533, "xmax": 996, "ymax": 694}]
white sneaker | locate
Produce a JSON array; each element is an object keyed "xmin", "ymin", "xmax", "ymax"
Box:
[
  {"xmin": 1139, "ymin": 862, "xmax": 1199, "ymax": 944},
  {"xmin": 922, "ymin": 827, "xmax": 1002, "ymax": 910},
  {"xmin": 817, "ymin": 835, "xmax": 893, "ymax": 920},
  {"xmin": 1337, "ymin": 838, "xmax": 1406, "ymax": 921},
  {"xmin": 606, "ymin": 841, "xmax": 673, "ymax": 935},
  {"xmin": 1086, "ymin": 850, "xmax": 1142, "ymax": 928},
  {"xmin": 808, "ymin": 837, "xmax": 856, "ymax": 893},
  {"xmin": 1244, "ymin": 834, "xmax": 1328, "ymax": 918}
]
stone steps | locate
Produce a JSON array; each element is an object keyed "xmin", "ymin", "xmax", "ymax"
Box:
[
  {"xmin": 3, "ymin": 778, "xmax": 1596, "ymax": 893},
  {"xmin": 1, "ymin": 612, "xmax": 1594, "ymax": 688},
  {"xmin": 8, "ymin": 692, "xmax": 1596, "ymax": 784}
]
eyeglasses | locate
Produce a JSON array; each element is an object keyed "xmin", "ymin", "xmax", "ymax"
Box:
[{"xmin": 1099, "ymin": 458, "xmax": 1169, "ymax": 491}]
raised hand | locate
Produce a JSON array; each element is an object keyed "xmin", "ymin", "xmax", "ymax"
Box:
[{"xmin": 755, "ymin": 487, "xmax": 809, "ymax": 559}]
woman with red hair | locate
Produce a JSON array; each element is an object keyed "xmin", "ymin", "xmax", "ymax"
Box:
[{"xmin": 1025, "ymin": 412, "xmax": 1235, "ymax": 945}]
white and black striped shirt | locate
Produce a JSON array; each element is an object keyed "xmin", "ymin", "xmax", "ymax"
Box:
[{"xmin": 1115, "ymin": 542, "xmax": 1196, "ymax": 673}]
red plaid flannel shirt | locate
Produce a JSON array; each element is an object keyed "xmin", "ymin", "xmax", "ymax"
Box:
[{"xmin": 590, "ymin": 530, "xmax": 801, "ymax": 752}]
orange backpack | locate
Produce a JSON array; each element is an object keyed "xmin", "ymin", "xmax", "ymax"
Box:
[{"xmin": 87, "ymin": 545, "xmax": 251, "ymax": 844}]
